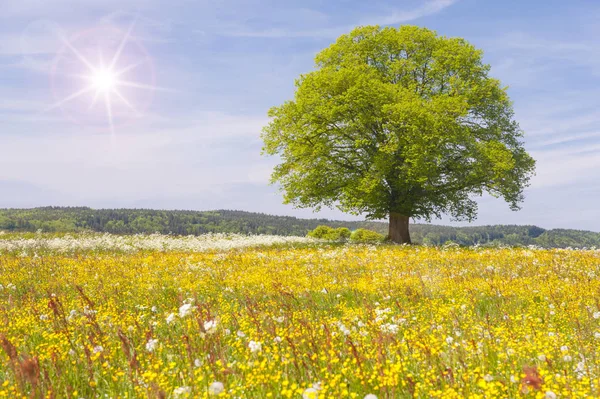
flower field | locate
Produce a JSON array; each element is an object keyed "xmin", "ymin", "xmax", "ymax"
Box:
[{"xmin": 1, "ymin": 234, "xmax": 600, "ymax": 398}]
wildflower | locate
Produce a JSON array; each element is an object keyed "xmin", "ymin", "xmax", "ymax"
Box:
[
  {"xmin": 274, "ymin": 336, "xmax": 283, "ymax": 343},
  {"xmin": 248, "ymin": 340, "xmax": 262, "ymax": 353},
  {"xmin": 208, "ymin": 381, "xmax": 224, "ymax": 396},
  {"xmin": 446, "ymin": 336, "xmax": 454, "ymax": 344},
  {"xmin": 575, "ymin": 361, "xmax": 586, "ymax": 378},
  {"xmin": 166, "ymin": 313, "xmax": 176, "ymax": 324},
  {"xmin": 594, "ymin": 312, "xmax": 600, "ymax": 319},
  {"xmin": 179, "ymin": 303, "xmax": 194, "ymax": 318},
  {"xmin": 194, "ymin": 358, "xmax": 202, "ymax": 368},
  {"xmin": 545, "ymin": 392, "xmax": 557, "ymax": 399},
  {"xmin": 560, "ymin": 345, "xmax": 569, "ymax": 352},
  {"xmin": 83, "ymin": 306, "xmax": 96, "ymax": 316},
  {"xmin": 273, "ymin": 316, "xmax": 285, "ymax": 323},
  {"xmin": 484, "ymin": 374, "xmax": 494, "ymax": 382},
  {"xmin": 365, "ymin": 395, "xmax": 377, "ymax": 399},
  {"xmin": 538, "ymin": 354, "xmax": 546, "ymax": 361},
  {"xmin": 237, "ymin": 330, "xmax": 246, "ymax": 338},
  {"xmin": 563, "ymin": 355, "xmax": 572, "ymax": 362},
  {"xmin": 93, "ymin": 345, "xmax": 104, "ymax": 354},
  {"xmin": 173, "ymin": 386, "xmax": 191, "ymax": 397},
  {"xmin": 595, "ymin": 332, "xmax": 600, "ymax": 339},
  {"xmin": 145, "ymin": 338, "xmax": 158, "ymax": 353},
  {"xmin": 39, "ymin": 314, "xmax": 48, "ymax": 321},
  {"xmin": 203, "ymin": 319, "xmax": 218, "ymax": 334},
  {"xmin": 380, "ymin": 323, "xmax": 399, "ymax": 334},
  {"xmin": 302, "ymin": 383, "xmax": 322, "ymax": 399},
  {"xmin": 302, "ymin": 387, "xmax": 319, "ymax": 399},
  {"xmin": 337, "ymin": 322, "xmax": 351, "ymax": 336}
]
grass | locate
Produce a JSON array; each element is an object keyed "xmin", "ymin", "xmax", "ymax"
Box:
[{"xmin": 0, "ymin": 233, "xmax": 599, "ymax": 398}]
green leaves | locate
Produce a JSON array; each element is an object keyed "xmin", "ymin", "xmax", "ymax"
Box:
[{"xmin": 262, "ymin": 25, "xmax": 536, "ymax": 224}]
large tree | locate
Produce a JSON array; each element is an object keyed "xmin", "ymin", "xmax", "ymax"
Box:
[{"xmin": 262, "ymin": 25, "xmax": 536, "ymax": 244}]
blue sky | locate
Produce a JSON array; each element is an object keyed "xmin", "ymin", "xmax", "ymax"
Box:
[{"xmin": 1, "ymin": 0, "xmax": 599, "ymax": 230}]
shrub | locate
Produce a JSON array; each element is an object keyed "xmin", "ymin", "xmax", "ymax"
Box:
[
  {"xmin": 335, "ymin": 227, "xmax": 351, "ymax": 240},
  {"xmin": 307, "ymin": 226, "xmax": 351, "ymax": 241},
  {"xmin": 350, "ymin": 228, "xmax": 385, "ymax": 243},
  {"xmin": 307, "ymin": 225, "xmax": 334, "ymax": 239}
]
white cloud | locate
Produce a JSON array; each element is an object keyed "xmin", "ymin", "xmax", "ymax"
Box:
[
  {"xmin": 0, "ymin": 111, "xmax": 270, "ymax": 202},
  {"xmin": 485, "ymin": 31, "xmax": 600, "ymax": 86},
  {"xmin": 361, "ymin": 0, "xmax": 458, "ymax": 26},
  {"xmin": 220, "ymin": 0, "xmax": 459, "ymax": 39}
]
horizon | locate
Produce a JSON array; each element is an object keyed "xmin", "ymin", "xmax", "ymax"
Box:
[
  {"xmin": 2, "ymin": 0, "xmax": 599, "ymax": 231},
  {"xmin": 1, "ymin": 206, "xmax": 599, "ymax": 234}
]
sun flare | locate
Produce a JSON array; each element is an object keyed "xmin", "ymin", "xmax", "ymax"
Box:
[
  {"xmin": 46, "ymin": 21, "xmax": 162, "ymax": 136},
  {"xmin": 91, "ymin": 69, "xmax": 116, "ymax": 93}
]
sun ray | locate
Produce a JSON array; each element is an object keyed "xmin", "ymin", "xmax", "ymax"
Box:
[
  {"xmin": 98, "ymin": 46, "xmax": 105, "ymax": 69},
  {"xmin": 116, "ymin": 80, "xmax": 173, "ymax": 92},
  {"xmin": 59, "ymin": 34, "xmax": 96, "ymax": 72},
  {"xmin": 108, "ymin": 19, "xmax": 137, "ymax": 71},
  {"xmin": 113, "ymin": 58, "xmax": 148, "ymax": 78},
  {"xmin": 112, "ymin": 89, "xmax": 140, "ymax": 116},
  {"xmin": 105, "ymin": 91, "xmax": 115, "ymax": 137},
  {"xmin": 88, "ymin": 90, "xmax": 102, "ymax": 111},
  {"xmin": 44, "ymin": 86, "xmax": 95, "ymax": 113}
]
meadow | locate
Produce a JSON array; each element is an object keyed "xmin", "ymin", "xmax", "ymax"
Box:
[{"xmin": 1, "ymin": 233, "xmax": 600, "ymax": 398}]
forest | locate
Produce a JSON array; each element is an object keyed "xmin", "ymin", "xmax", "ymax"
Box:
[{"xmin": 0, "ymin": 207, "xmax": 598, "ymax": 248}]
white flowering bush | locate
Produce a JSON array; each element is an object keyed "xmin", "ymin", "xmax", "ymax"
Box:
[{"xmin": 0, "ymin": 232, "xmax": 317, "ymax": 254}]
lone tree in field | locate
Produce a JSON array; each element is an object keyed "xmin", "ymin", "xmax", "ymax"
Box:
[{"xmin": 262, "ymin": 25, "xmax": 535, "ymax": 244}]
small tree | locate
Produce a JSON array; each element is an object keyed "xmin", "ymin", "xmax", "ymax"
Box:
[{"xmin": 262, "ymin": 25, "xmax": 535, "ymax": 244}]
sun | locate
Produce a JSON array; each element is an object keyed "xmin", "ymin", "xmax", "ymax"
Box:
[
  {"xmin": 91, "ymin": 68, "xmax": 116, "ymax": 93},
  {"xmin": 46, "ymin": 21, "xmax": 163, "ymax": 136}
]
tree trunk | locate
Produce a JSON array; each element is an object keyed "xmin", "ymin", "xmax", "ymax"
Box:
[{"xmin": 388, "ymin": 213, "xmax": 411, "ymax": 244}]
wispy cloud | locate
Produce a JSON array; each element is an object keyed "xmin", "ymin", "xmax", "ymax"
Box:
[
  {"xmin": 486, "ymin": 31, "xmax": 600, "ymax": 86},
  {"xmin": 0, "ymin": 111, "xmax": 270, "ymax": 200},
  {"xmin": 361, "ymin": 0, "xmax": 459, "ymax": 26},
  {"xmin": 219, "ymin": 0, "xmax": 459, "ymax": 39}
]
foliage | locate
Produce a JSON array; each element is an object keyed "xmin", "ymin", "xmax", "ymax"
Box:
[
  {"xmin": 0, "ymin": 237, "xmax": 598, "ymax": 397},
  {"xmin": 350, "ymin": 228, "xmax": 385, "ymax": 243},
  {"xmin": 0, "ymin": 207, "xmax": 367, "ymax": 237},
  {"xmin": 1, "ymin": 207, "xmax": 600, "ymax": 248},
  {"xmin": 307, "ymin": 225, "xmax": 351, "ymax": 241},
  {"xmin": 262, "ymin": 25, "xmax": 535, "ymax": 228}
]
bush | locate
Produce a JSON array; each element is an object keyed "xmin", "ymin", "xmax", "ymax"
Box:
[
  {"xmin": 307, "ymin": 226, "xmax": 351, "ymax": 241},
  {"xmin": 350, "ymin": 228, "xmax": 385, "ymax": 243},
  {"xmin": 335, "ymin": 227, "xmax": 351, "ymax": 240}
]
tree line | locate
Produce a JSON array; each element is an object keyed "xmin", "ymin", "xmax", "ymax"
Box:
[{"xmin": 0, "ymin": 207, "xmax": 598, "ymax": 248}]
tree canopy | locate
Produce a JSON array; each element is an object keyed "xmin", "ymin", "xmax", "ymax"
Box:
[{"xmin": 262, "ymin": 25, "xmax": 536, "ymax": 243}]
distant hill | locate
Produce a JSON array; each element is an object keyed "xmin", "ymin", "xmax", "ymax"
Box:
[{"xmin": 0, "ymin": 207, "xmax": 598, "ymax": 248}]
